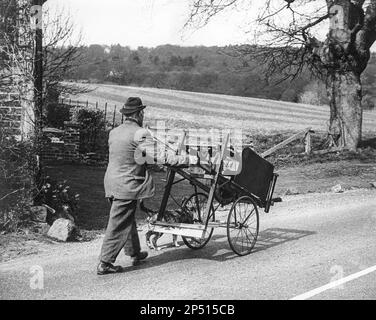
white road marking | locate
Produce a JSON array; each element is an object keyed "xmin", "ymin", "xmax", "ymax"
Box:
[{"xmin": 290, "ymin": 265, "xmax": 376, "ymax": 300}]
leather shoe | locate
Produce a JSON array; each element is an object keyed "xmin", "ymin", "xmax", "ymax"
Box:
[
  {"xmin": 131, "ymin": 251, "xmax": 148, "ymax": 266},
  {"xmin": 97, "ymin": 261, "xmax": 124, "ymax": 275}
]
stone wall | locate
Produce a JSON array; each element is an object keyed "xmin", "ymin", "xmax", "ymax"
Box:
[
  {"xmin": 0, "ymin": 0, "xmax": 34, "ymax": 140},
  {"xmin": 0, "ymin": 92, "xmax": 22, "ymax": 137},
  {"xmin": 41, "ymin": 122, "xmax": 109, "ymax": 166}
]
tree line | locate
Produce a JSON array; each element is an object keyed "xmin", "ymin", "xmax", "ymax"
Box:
[{"xmin": 67, "ymin": 44, "xmax": 376, "ymax": 105}]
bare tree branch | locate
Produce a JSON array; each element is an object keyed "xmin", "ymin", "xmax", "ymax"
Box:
[{"xmin": 185, "ymin": 0, "xmax": 239, "ymax": 28}]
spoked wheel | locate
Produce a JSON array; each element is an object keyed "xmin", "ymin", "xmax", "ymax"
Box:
[
  {"xmin": 227, "ymin": 196, "xmax": 259, "ymax": 256},
  {"xmin": 182, "ymin": 192, "xmax": 215, "ymax": 250}
]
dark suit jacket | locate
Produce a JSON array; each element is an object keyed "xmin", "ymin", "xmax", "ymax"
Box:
[{"xmin": 104, "ymin": 120, "xmax": 155, "ymax": 200}]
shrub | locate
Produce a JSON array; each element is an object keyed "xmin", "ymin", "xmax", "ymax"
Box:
[
  {"xmin": 280, "ymin": 88, "xmax": 299, "ymax": 102},
  {"xmin": 35, "ymin": 177, "xmax": 80, "ymax": 225},
  {"xmin": 299, "ymin": 81, "xmax": 328, "ymax": 106},
  {"xmin": 142, "ymin": 72, "xmax": 168, "ymax": 88},
  {"xmin": 167, "ymin": 71, "xmax": 195, "ymax": 91},
  {"xmin": 75, "ymin": 108, "xmax": 107, "ymax": 153},
  {"xmin": 45, "ymin": 103, "xmax": 71, "ymax": 129},
  {"xmin": 0, "ymin": 130, "xmax": 37, "ymax": 232},
  {"xmin": 299, "ymin": 90, "xmax": 321, "ymax": 105}
]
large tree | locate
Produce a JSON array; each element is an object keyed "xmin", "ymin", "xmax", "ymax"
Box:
[{"xmin": 187, "ymin": 0, "xmax": 376, "ymax": 150}]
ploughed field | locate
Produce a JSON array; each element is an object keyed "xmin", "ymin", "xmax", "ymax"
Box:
[{"xmin": 71, "ymin": 83, "xmax": 376, "ymax": 133}]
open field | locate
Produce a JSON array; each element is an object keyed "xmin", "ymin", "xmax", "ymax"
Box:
[{"xmin": 70, "ymin": 83, "xmax": 376, "ymax": 134}]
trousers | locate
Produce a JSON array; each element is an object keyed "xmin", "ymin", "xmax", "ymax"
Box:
[{"xmin": 99, "ymin": 198, "xmax": 141, "ymax": 264}]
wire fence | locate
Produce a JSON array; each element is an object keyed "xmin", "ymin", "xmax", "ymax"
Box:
[{"xmin": 59, "ymin": 98, "xmax": 124, "ymax": 128}]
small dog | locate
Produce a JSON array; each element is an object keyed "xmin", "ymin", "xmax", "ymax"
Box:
[{"xmin": 140, "ymin": 200, "xmax": 192, "ymax": 251}]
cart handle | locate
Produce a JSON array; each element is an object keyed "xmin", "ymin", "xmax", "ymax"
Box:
[{"xmin": 145, "ymin": 126, "xmax": 178, "ymax": 153}]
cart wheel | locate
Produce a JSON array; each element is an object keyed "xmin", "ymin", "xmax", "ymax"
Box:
[
  {"xmin": 182, "ymin": 192, "xmax": 215, "ymax": 250},
  {"xmin": 227, "ymin": 196, "xmax": 259, "ymax": 256}
]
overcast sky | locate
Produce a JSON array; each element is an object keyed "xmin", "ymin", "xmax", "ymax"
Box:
[
  {"xmin": 45, "ymin": 0, "xmax": 266, "ymax": 48},
  {"xmin": 46, "ymin": 0, "xmax": 375, "ymax": 51}
]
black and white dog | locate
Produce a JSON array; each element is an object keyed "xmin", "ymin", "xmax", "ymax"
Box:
[{"xmin": 139, "ymin": 200, "xmax": 192, "ymax": 250}]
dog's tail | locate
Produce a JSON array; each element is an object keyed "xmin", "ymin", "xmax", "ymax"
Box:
[{"xmin": 139, "ymin": 200, "xmax": 158, "ymax": 217}]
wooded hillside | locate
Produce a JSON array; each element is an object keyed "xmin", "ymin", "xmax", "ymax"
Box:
[{"xmin": 67, "ymin": 44, "xmax": 376, "ymax": 107}]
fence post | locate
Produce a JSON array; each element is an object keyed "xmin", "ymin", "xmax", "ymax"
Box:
[
  {"xmin": 121, "ymin": 113, "xmax": 124, "ymax": 124},
  {"xmin": 305, "ymin": 131, "xmax": 312, "ymax": 154},
  {"xmin": 86, "ymin": 100, "xmax": 89, "ymax": 108},
  {"xmin": 104, "ymin": 102, "xmax": 107, "ymax": 124},
  {"xmin": 95, "ymin": 102, "xmax": 98, "ymax": 110},
  {"xmin": 112, "ymin": 105, "xmax": 117, "ymax": 128}
]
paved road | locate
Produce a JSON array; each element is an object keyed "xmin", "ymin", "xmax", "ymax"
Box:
[{"xmin": 1, "ymin": 189, "xmax": 375, "ymax": 300}]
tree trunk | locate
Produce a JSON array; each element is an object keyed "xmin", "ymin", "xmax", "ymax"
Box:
[
  {"xmin": 326, "ymin": 71, "xmax": 363, "ymax": 151},
  {"xmin": 326, "ymin": 73, "xmax": 341, "ymax": 148}
]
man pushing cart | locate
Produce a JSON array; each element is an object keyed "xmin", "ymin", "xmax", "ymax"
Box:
[{"xmin": 97, "ymin": 97, "xmax": 281, "ymax": 275}]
